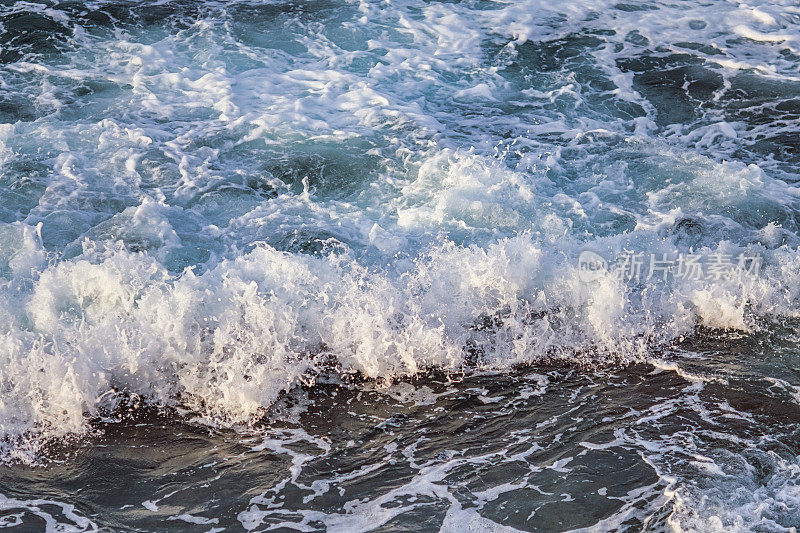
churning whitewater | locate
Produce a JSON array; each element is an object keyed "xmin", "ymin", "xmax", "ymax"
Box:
[{"xmin": 1, "ymin": 0, "xmax": 800, "ymax": 531}]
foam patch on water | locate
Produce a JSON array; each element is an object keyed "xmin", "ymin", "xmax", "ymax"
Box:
[
  {"xmin": 226, "ymin": 360, "xmax": 799, "ymax": 532},
  {"xmin": 0, "ymin": 493, "xmax": 97, "ymax": 532}
]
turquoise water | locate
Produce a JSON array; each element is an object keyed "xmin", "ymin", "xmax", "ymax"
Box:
[{"xmin": 1, "ymin": 0, "xmax": 800, "ymax": 530}]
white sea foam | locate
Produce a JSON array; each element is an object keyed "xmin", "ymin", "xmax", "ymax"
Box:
[
  {"xmin": 1, "ymin": 0, "xmax": 800, "ymax": 528},
  {"xmin": 2, "ymin": 220, "xmax": 799, "ymax": 464},
  {"xmin": 0, "ymin": 493, "xmax": 97, "ymax": 532}
]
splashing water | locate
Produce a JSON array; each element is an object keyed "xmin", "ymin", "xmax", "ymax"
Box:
[{"xmin": 1, "ymin": 0, "xmax": 800, "ymax": 530}]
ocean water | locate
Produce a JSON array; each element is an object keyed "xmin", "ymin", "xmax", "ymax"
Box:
[{"xmin": 1, "ymin": 0, "xmax": 800, "ymax": 530}]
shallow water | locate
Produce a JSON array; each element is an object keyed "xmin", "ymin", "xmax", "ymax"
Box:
[{"xmin": 1, "ymin": 0, "xmax": 800, "ymax": 530}]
